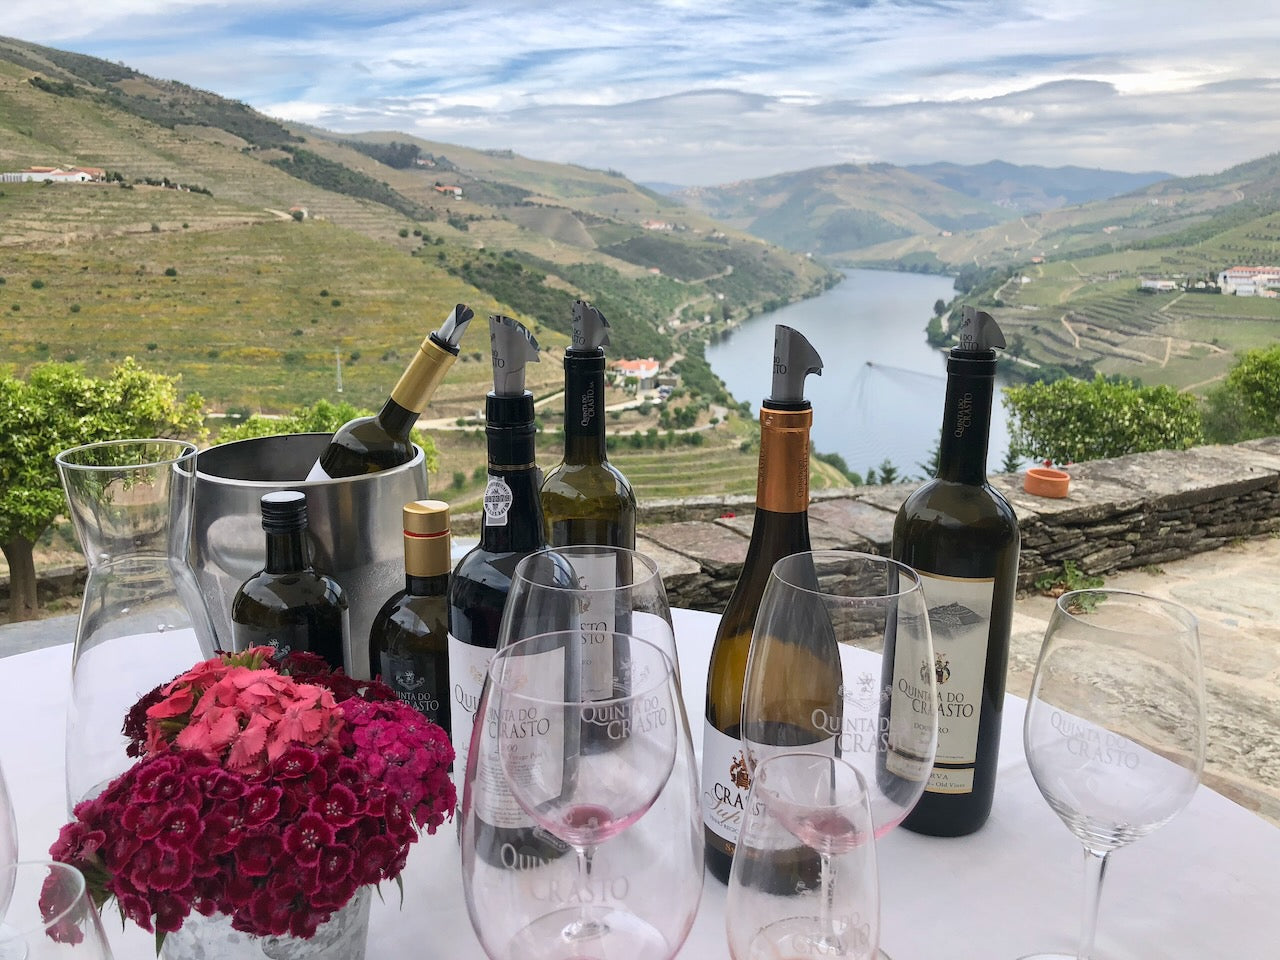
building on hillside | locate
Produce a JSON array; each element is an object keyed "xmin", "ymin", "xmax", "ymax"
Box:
[
  {"xmin": 1139, "ymin": 277, "xmax": 1179, "ymax": 292},
  {"xmin": 433, "ymin": 184, "xmax": 463, "ymax": 198},
  {"xmin": 1217, "ymin": 265, "xmax": 1280, "ymax": 296},
  {"xmin": 613, "ymin": 357, "xmax": 661, "ymax": 390},
  {"xmin": 0, "ymin": 166, "xmax": 103, "ymax": 183}
]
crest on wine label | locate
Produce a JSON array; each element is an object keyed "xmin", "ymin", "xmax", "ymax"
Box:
[
  {"xmin": 571, "ymin": 300, "xmax": 610, "ymax": 353},
  {"xmin": 954, "ymin": 305, "xmax": 1006, "ymax": 353}
]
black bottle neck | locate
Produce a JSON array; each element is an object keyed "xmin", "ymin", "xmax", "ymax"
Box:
[
  {"xmin": 937, "ymin": 352, "xmax": 996, "ymax": 485},
  {"xmin": 482, "ymin": 392, "xmax": 545, "ymax": 553},
  {"xmin": 264, "ymin": 527, "xmax": 309, "ymax": 574},
  {"xmin": 405, "ymin": 571, "xmax": 450, "ymax": 597},
  {"xmin": 562, "ymin": 353, "xmax": 607, "ymax": 464},
  {"xmin": 375, "ymin": 396, "xmax": 419, "ymax": 442}
]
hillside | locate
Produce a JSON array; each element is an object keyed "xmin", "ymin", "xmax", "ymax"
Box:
[
  {"xmin": 0, "ymin": 34, "xmax": 845, "ymax": 507},
  {"xmin": 903, "ymin": 160, "xmax": 1170, "ymax": 215}
]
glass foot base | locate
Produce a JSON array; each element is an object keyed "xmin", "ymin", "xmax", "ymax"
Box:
[{"xmin": 509, "ymin": 906, "xmax": 669, "ymax": 960}]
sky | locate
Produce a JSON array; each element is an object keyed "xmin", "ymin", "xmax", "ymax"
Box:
[{"xmin": 9, "ymin": 1, "xmax": 1280, "ymax": 187}]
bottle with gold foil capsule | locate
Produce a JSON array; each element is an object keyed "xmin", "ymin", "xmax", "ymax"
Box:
[
  {"xmin": 368, "ymin": 500, "xmax": 452, "ymax": 735},
  {"xmin": 893, "ymin": 306, "xmax": 1020, "ymax": 836},
  {"xmin": 307, "ymin": 304, "xmax": 473, "ymax": 479},
  {"xmin": 702, "ymin": 325, "xmax": 824, "ymax": 884}
]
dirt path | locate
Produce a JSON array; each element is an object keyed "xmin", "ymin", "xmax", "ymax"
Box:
[{"xmin": 1059, "ymin": 313, "xmax": 1080, "ymax": 348}]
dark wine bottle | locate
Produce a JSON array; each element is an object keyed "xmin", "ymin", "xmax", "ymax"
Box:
[
  {"xmin": 702, "ymin": 325, "xmax": 824, "ymax": 885},
  {"xmin": 307, "ymin": 304, "xmax": 473, "ymax": 479},
  {"xmin": 449, "ymin": 315, "xmax": 567, "ymax": 867},
  {"xmin": 893, "ymin": 306, "xmax": 1020, "ymax": 837},
  {"xmin": 541, "ymin": 300, "xmax": 637, "ymax": 550},
  {"xmin": 231, "ymin": 490, "xmax": 350, "ymax": 671},
  {"xmin": 368, "ymin": 499, "xmax": 452, "ymax": 733}
]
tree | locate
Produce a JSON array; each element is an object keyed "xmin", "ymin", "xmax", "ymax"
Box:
[
  {"xmin": 1002, "ymin": 375, "xmax": 1202, "ymax": 466},
  {"xmin": 213, "ymin": 398, "xmax": 439, "ymax": 473},
  {"xmin": 0, "ymin": 359, "xmax": 205, "ymax": 621},
  {"xmin": 1202, "ymin": 345, "xmax": 1280, "ymax": 442}
]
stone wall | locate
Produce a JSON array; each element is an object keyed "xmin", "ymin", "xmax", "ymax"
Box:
[{"xmin": 636, "ymin": 437, "xmax": 1280, "ymax": 612}]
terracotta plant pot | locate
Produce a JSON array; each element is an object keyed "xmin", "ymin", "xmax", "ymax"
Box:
[{"xmin": 1024, "ymin": 466, "xmax": 1071, "ymax": 498}]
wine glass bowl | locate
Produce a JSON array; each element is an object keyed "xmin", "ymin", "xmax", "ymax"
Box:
[
  {"xmin": 1021, "ymin": 589, "xmax": 1206, "ymax": 960},
  {"xmin": 740, "ymin": 551, "xmax": 938, "ymax": 837},
  {"xmin": 460, "ymin": 631, "xmax": 702, "ymax": 960},
  {"xmin": 499, "ymin": 545, "xmax": 679, "ymax": 678},
  {"xmin": 726, "ymin": 752, "xmax": 880, "ymax": 960},
  {"xmin": 0, "ymin": 861, "xmax": 114, "ymax": 959}
]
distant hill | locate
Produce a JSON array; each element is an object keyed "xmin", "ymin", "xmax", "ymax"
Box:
[
  {"xmin": 903, "ymin": 160, "xmax": 1170, "ymax": 214},
  {"xmin": 673, "ymin": 163, "xmax": 1011, "ymax": 261}
]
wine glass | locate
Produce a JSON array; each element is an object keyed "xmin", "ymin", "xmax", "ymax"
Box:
[
  {"xmin": 497, "ymin": 545, "xmax": 680, "ymax": 680},
  {"xmin": 740, "ymin": 551, "xmax": 937, "ymax": 835},
  {"xmin": 726, "ymin": 752, "xmax": 879, "ymax": 960},
  {"xmin": 460, "ymin": 631, "xmax": 701, "ymax": 960},
  {"xmin": 1021, "ymin": 589, "xmax": 1205, "ymax": 960},
  {"xmin": 0, "ymin": 862, "xmax": 114, "ymax": 959}
]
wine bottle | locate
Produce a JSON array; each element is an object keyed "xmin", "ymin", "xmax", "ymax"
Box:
[
  {"xmin": 368, "ymin": 499, "xmax": 452, "ymax": 734},
  {"xmin": 893, "ymin": 306, "xmax": 1020, "ymax": 837},
  {"xmin": 449, "ymin": 315, "xmax": 566, "ymax": 866},
  {"xmin": 541, "ymin": 300, "xmax": 637, "ymax": 550},
  {"xmin": 307, "ymin": 303, "xmax": 473, "ymax": 480},
  {"xmin": 231, "ymin": 490, "xmax": 350, "ymax": 671},
  {"xmin": 540, "ymin": 300, "xmax": 638, "ymax": 706},
  {"xmin": 702, "ymin": 325, "xmax": 824, "ymax": 884}
]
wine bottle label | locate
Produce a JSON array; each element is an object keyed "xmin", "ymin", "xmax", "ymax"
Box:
[
  {"xmin": 483, "ymin": 475, "xmax": 514, "ymax": 527},
  {"xmin": 567, "ymin": 552, "xmax": 618, "ymax": 701},
  {"xmin": 914, "ymin": 571, "xmax": 996, "ymax": 794},
  {"xmin": 701, "ymin": 723, "xmax": 754, "ymax": 846},
  {"xmin": 448, "ymin": 634, "xmax": 494, "ymax": 784},
  {"xmin": 474, "ymin": 646, "xmax": 566, "ymax": 828},
  {"xmin": 380, "ymin": 652, "xmax": 443, "ymax": 724}
]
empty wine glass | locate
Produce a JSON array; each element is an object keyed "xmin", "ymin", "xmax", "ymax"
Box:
[
  {"xmin": 498, "ymin": 545, "xmax": 680, "ymax": 681},
  {"xmin": 460, "ymin": 631, "xmax": 701, "ymax": 960},
  {"xmin": 726, "ymin": 752, "xmax": 879, "ymax": 960},
  {"xmin": 740, "ymin": 551, "xmax": 937, "ymax": 835},
  {"xmin": 1021, "ymin": 589, "xmax": 1206, "ymax": 960},
  {"xmin": 0, "ymin": 862, "xmax": 114, "ymax": 959}
]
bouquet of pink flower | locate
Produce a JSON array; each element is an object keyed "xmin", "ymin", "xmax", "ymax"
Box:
[{"xmin": 50, "ymin": 648, "xmax": 455, "ymax": 945}]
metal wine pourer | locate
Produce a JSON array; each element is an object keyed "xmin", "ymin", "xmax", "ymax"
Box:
[
  {"xmin": 571, "ymin": 300, "xmax": 610, "ymax": 354},
  {"xmin": 953, "ymin": 305, "xmax": 1006, "ymax": 355},
  {"xmin": 433, "ymin": 303, "xmax": 474, "ymax": 350},
  {"xmin": 489, "ymin": 314, "xmax": 541, "ymax": 396},
  {"xmin": 770, "ymin": 325, "xmax": 824, "ymax": 403}
]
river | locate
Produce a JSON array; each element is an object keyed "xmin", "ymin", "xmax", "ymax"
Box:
[{"xmin": 704, "ymin": 268, "xmax": 1016, "ymax": 479}]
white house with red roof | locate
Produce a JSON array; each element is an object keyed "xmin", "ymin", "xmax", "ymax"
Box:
[{"xmin": 1217, "ymin": 265, "xmax": 1280, "ymax": 297}]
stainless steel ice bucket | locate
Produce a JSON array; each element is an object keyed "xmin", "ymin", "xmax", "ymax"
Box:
[{"xmin": 191, "ymin": 433, "xmax": 428, "ymax": 679}]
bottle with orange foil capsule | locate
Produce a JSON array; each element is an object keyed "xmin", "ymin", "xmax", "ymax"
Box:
[{"xmin": 702, "ymin": 325, "xmax": 823, "ymax": 884}]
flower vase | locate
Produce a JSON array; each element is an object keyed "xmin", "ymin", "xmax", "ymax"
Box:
[{"xmin": 159, "ymin": 886, "xmax": 371, "ymax": 960}]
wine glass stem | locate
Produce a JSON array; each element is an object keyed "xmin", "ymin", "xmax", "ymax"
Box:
[
  {"xmin": 1076, "ymin": 846, "xmax": 1111, "ymax": 960},
  {"xmin": 575, "ymin": 844, "xmax": 597, "ymax": 901},
  {"xmin": 820, "ymin": 852, "xmax": 836, "ymax": 944}
]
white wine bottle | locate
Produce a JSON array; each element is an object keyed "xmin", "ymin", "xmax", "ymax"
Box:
[
  {"xmin": 893, "ymin": 306, "xmax": 1020, "ymax": 837},
  {"xmin": 702, "ymin": 325, "xmax": 823, "ymax": 884},
  {"xmin": 540, "ymin": 300, "xmax": 637, "ymax": 550},
  {"xmin": 307, "ymin": 303, "xmax": 473, "ymax": 479}
]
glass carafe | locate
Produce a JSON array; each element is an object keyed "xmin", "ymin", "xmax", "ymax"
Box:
[{"xmin": 55, "ymin": 439, "xmax": 216, "ymax": 813}]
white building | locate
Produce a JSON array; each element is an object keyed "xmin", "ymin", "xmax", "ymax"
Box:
[
  {"xmin": 1217, "ymin": 265, "xmax": 1280, "ymax": 296},
  {"xmin": 0, "ymin": 166, "xmax": 103, "ymax": 183}
]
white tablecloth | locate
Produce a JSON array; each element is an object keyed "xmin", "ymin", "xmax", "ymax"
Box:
[{"xmin": 2, "ymin": 608, "xmax": 1276, "ymax": 958}]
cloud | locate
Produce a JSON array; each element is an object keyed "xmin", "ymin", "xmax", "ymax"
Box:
[{"xmin": 10, "ymin": 0, "xmax": 1280, "ymax": 184}]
